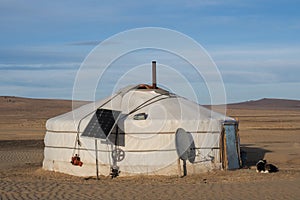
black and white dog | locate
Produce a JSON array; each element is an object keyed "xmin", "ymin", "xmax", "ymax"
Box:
[{"xmin": 256, "ymin": 159, "xmax": 278, "ymax": 173}]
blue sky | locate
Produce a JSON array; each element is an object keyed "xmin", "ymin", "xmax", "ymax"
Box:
[{"xmin": 0, "ymin": 0, "xmax": 300, "ymax": 104}]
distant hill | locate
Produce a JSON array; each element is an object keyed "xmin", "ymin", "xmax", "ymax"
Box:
[
  {"xmin": 226, "ymin": 98, "xmax": 300, "ymax": 110},
  {"xmin": 1, "ymin": 96, "xmax": 300, "ymax": 118},
  {"xmin": 1, "ymin": 96, "xmax": 299, "ymax": 138},
  {"xmin": 0, "ymin": 96, "xmax": 87, "ymax": 120},
  {"xmin": 0, "ymin": 96, "xmax": 89, "ymax": 140}
]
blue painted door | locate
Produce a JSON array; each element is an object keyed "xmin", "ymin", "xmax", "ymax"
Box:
[{"xmin": 224, "ymin": 124, "xmax": 240, "ymax": 169}]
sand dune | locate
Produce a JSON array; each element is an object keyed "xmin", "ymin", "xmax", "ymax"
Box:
[{"xmin": 0, "ymin": 96, "xmax": 300, "ymax": 199}]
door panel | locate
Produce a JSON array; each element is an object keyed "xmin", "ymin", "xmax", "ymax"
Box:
[{"xmin": 224, "ymin": 124, "xmax": 240, "ymax": 169}]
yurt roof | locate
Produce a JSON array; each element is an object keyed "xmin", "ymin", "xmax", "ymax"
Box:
[{"xmin": 46, "ymin": 84, "xmax": 234, "ymax": 133}]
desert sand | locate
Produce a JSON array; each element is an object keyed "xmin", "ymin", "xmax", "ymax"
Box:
[{"xmin": 0, "ymin": 96, "xmax": 300, "ymax": 199}]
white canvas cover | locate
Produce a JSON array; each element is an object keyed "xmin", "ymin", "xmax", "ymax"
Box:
[{"xmin": 43, "ymin": 85, "xmax": 240, "ymax": 177}]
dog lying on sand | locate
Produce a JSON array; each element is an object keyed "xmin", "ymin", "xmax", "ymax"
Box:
[{"xmin": 256, "ymin": 160, "xmax": 278, "ymax": 173}]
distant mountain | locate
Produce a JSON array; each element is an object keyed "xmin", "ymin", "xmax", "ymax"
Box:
[
  {"xmin": 226, "ymin": 98, "xmax": 300, "ymax": 110},
  {"xmin": 1, "ymin": 97, "xmax": 300, "ymax": 116}
]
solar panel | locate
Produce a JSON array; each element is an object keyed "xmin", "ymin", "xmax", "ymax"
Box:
[{"xmin": 81, "ymin": 109, "xmax": 121, "ymax": 139}]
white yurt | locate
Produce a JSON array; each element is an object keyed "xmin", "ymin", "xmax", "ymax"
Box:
[{"xmin": 43, "ymin": 84, "xmax": 241, "ymax": 177}]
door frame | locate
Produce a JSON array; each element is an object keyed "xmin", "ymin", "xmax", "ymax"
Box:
[{"xmin": 220, "ymin": 120, "xmax": 241, "ymax": 170}]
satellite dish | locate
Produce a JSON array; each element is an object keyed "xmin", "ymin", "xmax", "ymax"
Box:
[{"xmin": 175, "ymin": 128, "xmax": 196, "ymax": 163}]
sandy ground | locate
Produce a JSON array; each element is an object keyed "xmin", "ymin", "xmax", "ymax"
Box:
[{"xmin": 0, "ymin": 96, "xmax": 300, "ymax": 199}]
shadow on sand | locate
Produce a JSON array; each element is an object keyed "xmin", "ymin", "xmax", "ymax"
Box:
[{"xmin": 240, "ymin": 144, "xmax": 272, "ymax": 167}]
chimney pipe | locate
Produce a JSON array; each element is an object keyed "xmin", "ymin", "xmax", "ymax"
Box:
[{"xmin": 152, "ymin": 61, "xmax": 157, "ymax": 89}]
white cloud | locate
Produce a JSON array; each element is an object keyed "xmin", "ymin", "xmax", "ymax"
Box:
[
  {"xmin": 208, "ymin": 45, "xmax": 300, "ymax": 69},
  {"xmin": 0, "ymin": 68, "xmax": 76, "ymax": 99},
  {"xmin": 221, "ymin": 70, "xmax": 279, "ymax": 84},
  {"xmin": 0, "ymin": 62, "xmax": 80, "ymax": 71},
  {"xmin": 203, "ymin": 45, "xmax": 300, "ymax": 85},
  {"xmin": 210, "ymin": 46, "xmax": 300, "ymax": 57}
]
